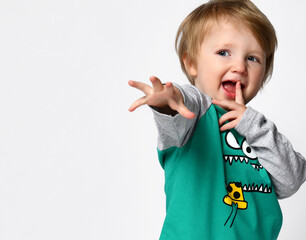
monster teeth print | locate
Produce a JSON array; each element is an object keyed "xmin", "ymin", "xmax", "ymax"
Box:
[
  {"xmin": 242, "ymin": 183, "xmax": 272, "ymax": 193},
  {"xmin": 224, "ymin": 155, "xmax": 249, "ymax": 165},
  {"xmin": 224, "ymin": 155, "xmax": 264, "ymax": 171},
  {"xmin": 251, "ymin": 164, "xmax": 263, "ymax": 171}
]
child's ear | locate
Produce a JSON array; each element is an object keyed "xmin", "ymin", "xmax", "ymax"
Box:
[{"xmin": 183, "ymin": 54, "xmax": 197, "ymax": 77}]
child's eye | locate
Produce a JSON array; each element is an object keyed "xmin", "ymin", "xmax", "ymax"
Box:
[
  {"xmin": 217, "ymin": 50, "xmax": 230, "ymax": 57},
  {"xmin": 248, "ymin": 56, "xmax": 259, "ymax": 62}
]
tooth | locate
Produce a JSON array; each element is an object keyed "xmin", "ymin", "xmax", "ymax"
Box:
[
  {"xmin": 254, "ymin": 185, "xmax": 258, "ymax": 191},
  {"xmin": 224, "ymin": 156, "xmax": 228, "ymax": 161},
  {"xmin": 239, "ymin": 157, "xmax": 244, "ymax": 163},
  {"xmin": 245, "ymin": 158, "xmax": 249, "ymax": 164},
  {"xmin": 264, "ymin": 185, "xmax": 268, "ymax": 193},
  {"xmin": 248, "ymin": 185, "xmax": 252, "ymax": 191},
  {"xmin": 259, "ymin": 184, "xmax": 263, "ymax": 192},
  {"xmin": 229, "ymin": 156, "xmax": 233, "ymax": 165},
  {"xmin": 234, "ymin": 156, "xmax": 239, "ymax": 162},
  {"xmin": 251, "ymin": 164, "xmax": 256, "ymax": 169},
  {"xmin": 243, "ymin": 185, "xmax": 247, "ymax": 191}
]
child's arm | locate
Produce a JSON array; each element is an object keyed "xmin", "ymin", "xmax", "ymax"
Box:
[
  {"xmin": 234, "ymin": 108, "xmax": 306, "ymax": 199},
  {"xmin": 129, "ymin": 76, "xmax": 211, "ymax": 150},
  {"xmin": 213, "ymin": 83, "xmax": 306, "ymax": 199}
]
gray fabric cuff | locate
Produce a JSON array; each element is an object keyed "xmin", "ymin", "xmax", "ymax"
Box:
[{"xmin": 235, "ymin": 107, "xmax": 259, "ymax": 137}]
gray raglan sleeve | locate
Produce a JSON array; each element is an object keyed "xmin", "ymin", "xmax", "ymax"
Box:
[
  {"xmin": 152, "ymin": 84, "xmax": 211, "ymax": 151},
  {"xmin": 235, "ymin": 107, "xmax": 306, "ymax": 199}
]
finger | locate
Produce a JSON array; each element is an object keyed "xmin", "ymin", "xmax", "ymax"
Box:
[
  {"xmin": 168, "ymin": 99, "xmax": 196, "ymax": 119},
  {"xmin": 235, "ymin": 82, "xmax": 245, "ymax": 105},
  {"xmin": 177, "ymin": 104, "xmax": 196, "ymax": 119},
  {"xmin": 128, "ymin": 80, "xmax": 152, "ymax": 95},
  {"xmin": 212, "ymin": 99, "xmax": 238, "ymax": 111},
  {"xmin": 128, "ymin": 96, "xmax": 147, "ymax": 112},
  {"xmin": 166, "ymin": 83, "xmax": 195, "ymax": 119},
  {"xmin": 220, "ymin": 119, "xmax": 239, "ymax": 132},
  {"xmin": 165, "ymin": 81, "xmax": 173, "ymax": 88},
  {"xmin": 218, "ymin": 111, "xmax": 238, "ymax": 126},
  {"xmin": 150, "ymin": 76, "xmax": 164, "ymax": 92},
  {"xmin": 164, "ymin": 81, "xmax": 176, "ymax": 94}
]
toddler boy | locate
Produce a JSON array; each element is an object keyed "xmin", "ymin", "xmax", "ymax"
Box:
[{"xmin": 129, "ymin": 0, "xmax": 306, "ymax": 239}]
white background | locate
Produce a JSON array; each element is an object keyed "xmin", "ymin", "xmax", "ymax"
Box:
[{"xmin": 0, "ymin": 0, "xmax": 306, "ymax": 239}]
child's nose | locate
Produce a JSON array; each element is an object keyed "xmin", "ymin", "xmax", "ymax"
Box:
[{"xmin": 230, "ymin": 59, "xmax": 247, "ymax": 75}]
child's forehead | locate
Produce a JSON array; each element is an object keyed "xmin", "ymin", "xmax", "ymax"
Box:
[
  {"xmin": 204, "ymin": 16, "xmax": 249, "ymax": 35},
  {"xmin": 200, "ymin": 17, "xmax": 260, "ymax": 45}
]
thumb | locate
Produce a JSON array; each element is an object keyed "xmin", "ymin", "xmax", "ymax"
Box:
[
  {"xmin": 168, "ymin": 98, "xmax": 196, "ymax": 119},
  {"xmin": 177, "ymin": 104, "xmax": 196, "ymax": 119}
]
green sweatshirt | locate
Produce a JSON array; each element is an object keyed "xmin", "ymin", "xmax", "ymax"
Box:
[{"xmin": 153, "ymin": 84, "xmax": 306, "ymax": 239}]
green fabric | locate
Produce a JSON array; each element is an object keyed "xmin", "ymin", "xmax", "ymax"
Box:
[{"xmin": 158, "ymin": 105, "xmax": 282, "ymax": 240}]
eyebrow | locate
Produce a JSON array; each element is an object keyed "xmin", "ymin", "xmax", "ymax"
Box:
[{"xmin": 214, "ymin": 43, "xmax": 233, "ymax": 48}]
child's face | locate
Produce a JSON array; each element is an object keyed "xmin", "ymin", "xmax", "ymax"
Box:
[{"xmin": 187, "ymin": 19, "xmax": 266, "ymax": 104}]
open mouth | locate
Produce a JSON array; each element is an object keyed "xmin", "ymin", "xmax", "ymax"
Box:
[
  {"xmin": 222, "ymin": 80, "xmax": 244, "ymax": 98},
  {"xmin": 222, "ymin": 81, "xmax": 236, "ymax": 98}
]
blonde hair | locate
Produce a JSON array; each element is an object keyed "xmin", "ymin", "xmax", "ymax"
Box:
[{"xmin": 175, "ymin": 0, "xmax": 277, "ymax": 86}]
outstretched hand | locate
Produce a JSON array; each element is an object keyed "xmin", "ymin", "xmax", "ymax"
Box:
[
  {"xmin": 128, "ymin": 76, "xmax": 195, "ymax": 119},
  {"xmin": 212, "ymin": 82, "xmax": 247, "ymax": 131}
]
